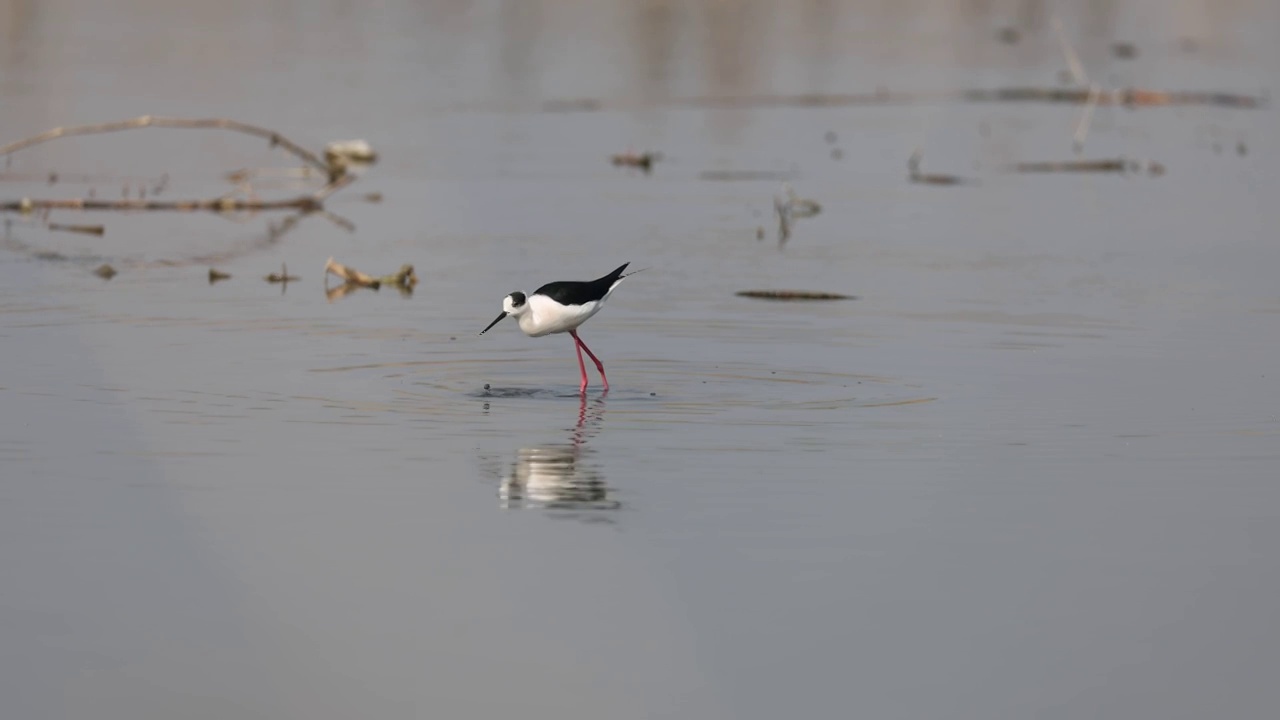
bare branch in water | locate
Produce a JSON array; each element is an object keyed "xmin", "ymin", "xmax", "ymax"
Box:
[
  {"xmin": 324, "ymin": 257, "xmax": 418, "ymax": 301},
  {"xmin": 0, "ymin": 116, "xmax": 334, "ymax": 178}
]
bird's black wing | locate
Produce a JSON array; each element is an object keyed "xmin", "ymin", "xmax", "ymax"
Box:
[{"xmin": 533, "ymin": 263, "xmax": 629, "ymax": 307}]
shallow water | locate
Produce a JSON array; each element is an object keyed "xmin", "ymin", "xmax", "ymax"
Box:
[{"xmin": 3, "ymin": 1, "xmax": 1279, "ymax": 718}]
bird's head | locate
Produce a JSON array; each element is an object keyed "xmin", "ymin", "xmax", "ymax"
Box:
[{"xmin": 479, "ymin": 291, "xmax": 528, "ymax": 335}]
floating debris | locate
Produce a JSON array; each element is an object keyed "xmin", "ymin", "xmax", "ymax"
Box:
[
  {"xmin": 773, "ymin": 183, "xmax": 821, "ymax": 245},
  {"xmin": 323, "ymin": 257, "xmax": 417, "ymax": 301},
  {"xmin": 1010, "ymin": 158, "xmax": 1129, "ymax": 174},
  {"xmin": 1111, "ymin": 42, "xmax": 1138, "ymax": 59},
  {"xmin": 778, "ymin": 183, "xmax": 821, "ymax": 217},
  {"xmin": 325, "ymin": 139, "xmax": 377, "ymax": 163},
  {"xmin": 908, "ymin": 149, "xmax": 973, "ymax": 186},
  {"xmin": 208, "ymin": 268, "xmax": 232, "ymax": 284},
  {"xmin": 264, "ymin": 263, "xmax": 300, "ymax": 284},
  {"xmin": 48, "ymin": 223, "xmax": 104, "ymax": 236},
  {"xmin": 610, "ymin": 150, "xmax": 661, "ymax": 172},
  {"xmin": 735, "ymin": 290, "xmax": 854, "ymax": 301},
  {"xmin": 93, "ymin": 263, "xmax": 117, "ymax": 280}
]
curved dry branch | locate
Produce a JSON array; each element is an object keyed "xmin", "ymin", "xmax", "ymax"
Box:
[{"xmin": 0, "ymin": 116, "xmax": 334, "ymax": 178}]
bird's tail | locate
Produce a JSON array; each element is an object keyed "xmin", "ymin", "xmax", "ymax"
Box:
[{"xmin": 618, "ymin": 264, "xmax": 649, "ymax": 281}]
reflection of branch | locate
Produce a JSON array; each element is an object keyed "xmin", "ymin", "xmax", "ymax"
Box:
[
  {"xmin": 1051, "ymin": 17, "xmax": 1087, "ymax": 86},
  {"xmin": 0, "ymin": 116, "xmax": 332, "ymax": 177}
]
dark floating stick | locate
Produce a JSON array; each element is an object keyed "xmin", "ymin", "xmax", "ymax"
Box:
[
  {"xmin": 1010, "ymin": 158, "xmax": 1130, "ymax": 173},
  {"xmin": 735, "ymin": 290, "xmax": 855, "ymax": 301},
  {"xmin": 48, "ymin": 222, "xmax": 105, "ymax": 236},
  {"xmin": 208, "ymin": 268, "xmax": 231, "ymax": 284}
]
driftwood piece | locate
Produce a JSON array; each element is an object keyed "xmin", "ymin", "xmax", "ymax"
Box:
[{"xmin": 736, "ymin": 290, "xmax": 855, "ymax": 301}]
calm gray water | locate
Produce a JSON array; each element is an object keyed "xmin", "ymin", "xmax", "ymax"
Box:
[{"xmin": 2, "ymin": 1, "xmax": 1279, "ymax": 718}]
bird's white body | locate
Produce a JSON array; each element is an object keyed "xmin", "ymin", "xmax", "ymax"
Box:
[{"xmin": 518, "ymin": 293, "xmax": 609, "ymax": 337}]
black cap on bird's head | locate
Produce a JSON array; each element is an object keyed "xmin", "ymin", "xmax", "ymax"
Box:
[{"xmin": 479, "ymin": 292, "xmax": 528, "ymax": 335}]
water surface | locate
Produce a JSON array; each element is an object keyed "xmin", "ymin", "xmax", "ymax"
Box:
[{"xmin": 2, "ymin": 1, "xmax": 1278, "ymax": 718}]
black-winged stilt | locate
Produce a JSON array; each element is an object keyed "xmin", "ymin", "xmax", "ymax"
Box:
[{"xmin": 479, "ymin": 262, "xmax": 639, "ymax": 393}]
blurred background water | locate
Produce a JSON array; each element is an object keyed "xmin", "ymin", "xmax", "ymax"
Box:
[{"xmin": 1, "ymin": 1, "xmax": 1278, "ymax": 718}]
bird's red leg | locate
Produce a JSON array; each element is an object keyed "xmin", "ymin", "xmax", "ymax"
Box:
[
  {"xmin": 571, "ymin": 330, "xmax": 608, "ymax": 390},
  {"xmin": 571, "ymin": 332, "xmax": 589, "ymax": 393}
]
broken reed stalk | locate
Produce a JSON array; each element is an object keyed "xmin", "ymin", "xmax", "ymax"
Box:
[{"xmin": 0, "ymin": 116, "xmax": 333, "ymax": 179}]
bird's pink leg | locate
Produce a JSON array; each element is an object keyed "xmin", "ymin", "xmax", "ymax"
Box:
[
  {"xmin": 570, "ymin": 330, "xmax": 608, "ymax": 390},
  {"xmin": 571, "ymin": 333, "xmax": 589, "ymax": 393}
]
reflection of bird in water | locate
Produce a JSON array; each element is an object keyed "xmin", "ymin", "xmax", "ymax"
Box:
[{"xmin": 499, "ymin": 394, "xmax": 619, "ymax": 514}]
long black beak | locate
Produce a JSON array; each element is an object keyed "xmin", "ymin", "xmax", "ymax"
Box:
[{"xmin": 479, "ymin": 311, "xmax": 507, "ymax": 335}]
